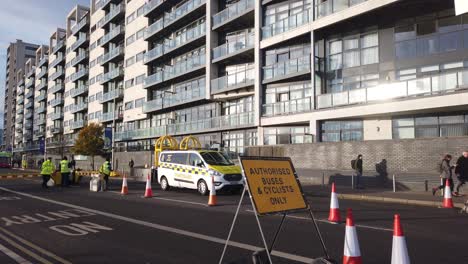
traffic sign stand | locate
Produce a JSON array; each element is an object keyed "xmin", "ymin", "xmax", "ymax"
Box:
[{"xmin": 219, "ymin": 156, "xmax": 331, "ymax": 264}]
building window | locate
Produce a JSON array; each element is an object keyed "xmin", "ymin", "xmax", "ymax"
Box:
[
  {"xmin": 126, "ymin": 57, "xmax": 135, "ymax": 67},
  {"xmin": 393, "ymin": 114, "xmax": 468, "ymax": 139},
  {"xmin": 135, "ymin": 51, "xmax": 145, "ymax": 63},
  {"xmin": 321, "ymin": 121, "xmax": 363, "ymax": 142},
  {"xmin": 264, "ymin": 126, "xmax": 312, "ymax": 145},
  {"xmin": 126, "ymin": 34, "xmax": 135, "ymax": 46},
  {"xmin": 135, "ymin": 74, "xmax": 145, "ymax": 85},
  {"xmin": 134, "ymin": 98, "xmax": 144, "ymax": 108}
]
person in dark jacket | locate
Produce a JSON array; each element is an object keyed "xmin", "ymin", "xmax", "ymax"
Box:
[
  {"xmin": 354, "ymin": 154, "xmax": 363, "ymax": 189},
  {"xmin": 455, "ymin": 151, "xmax": 468, "ymax": 196},
  {"xmin": 432, "ymin": 154, "xmax": 454, "ymax": 195}
]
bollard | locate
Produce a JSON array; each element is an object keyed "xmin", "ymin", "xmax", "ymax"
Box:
[
  {"xmin": 351, "ymin": 173, "xmax": 355, "ymax": 189},
  {"xmin": 425, "ymin": 180, "xmax": 428, "ymax": 192},
  {"xmin": 440, "ymin": 178, "xmax": 444, "ymax": 196},
  {"xmin": 393, "ymin": 174, "xmax": 396, "ymax": 192},
  {"xmin": 322, "ymin": 172, "xmax": 325, "ymax": 187}
]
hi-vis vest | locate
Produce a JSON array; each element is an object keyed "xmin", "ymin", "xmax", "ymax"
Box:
[
  {"xmin": 60, "ymin": 160, "xmax": 70, "ymax": 173},
  {"xmin": 41, "ymin": 160, "xmax": 55, "ymax": 175},
  {"xmin": 99, "ymin": 161, "xmax": 111, "ymax": 175}
]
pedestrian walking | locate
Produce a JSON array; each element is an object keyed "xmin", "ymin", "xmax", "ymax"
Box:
[
  {"xmin": 352, "ymin": 154, "xmax": 363, "ymax": 189},
  {"xmin": 129, "ymin": 159, "xmax": 134, "ymax": 169},
  {"xmin": 455, "ymin": 151, "xmax": 468, "ymax": 196},
  {"xmin": 41, "ymin": 157, "xmax": 55, "ymax": 189},
  {"xmin": 99, "ymin": 158, "xmax": 112, "ymax": 191},
  {"xmin": 432, "ymin": 154, "xmax": 454, "ymax": 196},
  {"xmin": 60, "ymin": 156, "xmax": 71, "ymax": 187},
  {"xmin": 69, "ymin": 156, "xmax": 76, "ymax": 184}
]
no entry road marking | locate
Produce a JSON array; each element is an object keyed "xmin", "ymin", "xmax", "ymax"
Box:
[{"xmin": 0, "ymin": 187, "xmax": 313, "ymax": 263}]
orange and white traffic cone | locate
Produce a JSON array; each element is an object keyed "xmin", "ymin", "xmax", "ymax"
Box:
[
  {"xmin": 443, "ymin": 179, "xmax": 454, "ymax": 208},
  {"xmin": 343, "ymin": 208, "xmax": 362, "ymax": 264},
  {"xmin": 391, "ymin": 214, "xmax": 410, "ymax": 264},
  {"xmin": 121, "ymin": 173, "xmax": 128, "ymax": 195},
  {"xmin": 144, "ymin": 174, "xmax": 153, "ymax": 198},
  {"xmin": 208, "ymin": 176, "xmax": 217, "ymax": 206},
  {"xmin": 328, "ymin": 182, "xmax": 341, "ymax": 223}
]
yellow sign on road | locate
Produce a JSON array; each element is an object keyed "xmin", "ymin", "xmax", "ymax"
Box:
[{"xmin": 240, "ymin": 157, "xmax": 308, "ymax": 215}]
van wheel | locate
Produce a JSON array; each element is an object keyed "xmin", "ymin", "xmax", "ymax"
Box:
[
  {"xmin": 160, "ymin": 177, "xmax": 170, "ymax": 191},
  {"xmin": 197, "ymin": 180, "xmax": 208, "ymax": 196}
]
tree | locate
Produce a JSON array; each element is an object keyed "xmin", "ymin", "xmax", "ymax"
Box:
[{"xmin": 72, "ymin": 123, "xmax": 104, "ymax": 170}]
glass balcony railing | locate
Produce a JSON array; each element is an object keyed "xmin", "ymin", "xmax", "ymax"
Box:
[
  {"xmin": 115, "ymin": 126, "xmax": 167, "ymax": 141},
  {"xmin": 38, "ymin": 56, "xmax": 48, "ymax": 67},
  {"xmin": 17, "ymin": 97, "xmax": 24, "ymax": 105},
  {"xmin": 262, "ymin": 8, "xmax": 312, "ymax": 39},
  {"xmin": 144, "ymin": 52, "xmax": 205, "ymax": 88},
  {"xmin": 50, "ymin": 112, "xmax": 63, "ymax": 120},
  {"xmin": 70, "ymin": 85, "xmax": 89, "ymax": 98},
  {"xmin": 99, "ymin": 111, "xmax": 123, "ymax": 122},
  {"xmin": 70, "ymin": 119, "xmax": 85, "ymax": 130},
  {"xmin": 96, "ymin": 0, "xmax": 111, "ymax": 10},
  {"xmin": 70, "ymin": 103, "xmax": 88, "ymax": 113},
  {"xmin": 144, "ymin": 18, "xmax": 164, "ymax": 40},
  {"xmin": 37, "ymin": 117, "xmax": 46, "ymax": 125},
  {"xmin": 213, "ymin": 32, "xmax": 254, "ymax": 60},
  {"xmin": 36, "ymin": 81, "xmax": 47, "ymax": 91},
  {"xmin": 165, "ymin": 22, "xmax": 206, "ymax": 52},
  {"xmin": 25, "ymin": 111, "xmax": 33, "ymax": 119},
  {"xmin": 100, "ymin": 4, "xmax": 124, "ymax": 28},
  {"xmin": 164, "ymin": 0, "xmax": 205, "ymax": 27},
  {"xmin": 317, "ymin": 69, "xmax": 468, "ymax": 109},
  {"xmin": 315, "ymin": 0, "xmax": 367, "ymax": 19},
  {"xmin": 99, "ymin": 25, "xmax": 124, "ymax": 46},
  {"xmin": 213, "ymin": 0, "xmax": 254, "ymax": 28},
  {"xmin": 25, "ymin": 79, "xmax": 34, "ymax": 88},
  {"xmin": 49, "ymin": 68, "xmax": 64, "ymax": 81},
  {"xmin": 48, "ymin": 83, "xmax": 64, "ymax": 94},
  {"xmin": 71, "ymin": 35, "xmax": 88, "ymax": 52},
  {"xmin": 71, "ymin": 52, "xmax": 88, "ymax": 67},
  {"xmin": 143, "ymin": 0, "xmax": 164, "ymax": 16},
  {"xmin": 52, "ymin": 126, "xmax": 63, "ymax": 134},
  {"xmin": 49, "ymin": 97, "xmax": 63, "ymax": 107},
  {"xmin": 52, "ymin": 40, "xmax": 64, "ymax": 54},
  {"xmin": 100, "ymin": 88, "xmax": 123, "ymax": 103},
  {"xmin": 168, "ymin": 112, "xmax": 255, "ymax": 134},
  {"xmin": 49, "ymin": 53, "xmax": 64, "ymax": 68},
  {"xmin": 143, "ymin": 83, "xmax": 206, "ymax": 113},
  {"xmin": 262, "ymin": 97, "xmax": 313, "ymax": 117},
  {"xmin": 16, "ymin": 107, "xmax": 24, "ymax": 114},
  {"xmin": 211, "ymin": 67, "xmax": 254, "ymax": 93},
  {"xmin": 263, "ymin": 55, "xmax": 311, "ymax": 81},
  {"xmin": 36, "ymin": 93, "xmax": 47, "ymax": 102},
  {"xmin": 37, "ymin": 68, "xmax": 48, "ymax": 79},
  {"xmin": 25, "ymin": 101, "xmax": 33, "ymax": 109},
  {"xmin": 101, "ymin": 46, "xmax": 124, "ymax": 65},
  {"xmin": 70, "ymin": 68, "xmax": 89, "ymax": 82},
  {"xmin": 100, "ymin": 67, "xmax": 124, "ymax": 84},
  {"xmin": 71, "ymin": 17, "xmax": 88, "ymax": 35},
  {"xmin": 144, "ymin": 45, "xmax": 164, "ymax": 64}
]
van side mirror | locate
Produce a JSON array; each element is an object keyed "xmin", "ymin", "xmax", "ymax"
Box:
[{"xmin": 197, "ymin": 161, "xmax": 204, "ymax": 168}]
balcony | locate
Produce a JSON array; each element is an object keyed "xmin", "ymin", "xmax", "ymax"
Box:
[
  {"xmin": 115, "ymin": 126, "xmax": 167, "ymax": 141},
  {"xmin": 36, "ymin": 117, "xmax": 46, "ymax": 125},
  {"xmin": 26, "ymin": 68, "xmax": 35, "ymax": 78},
  {"xmin": 52, "ymin": 40, "xmax": 65, "ymax": 55},
  {"xmin": 144, "ymin": 18, "xmax": 164, "ymax": 40},
  {"xmin": 262, "ymin": 97, "xmax": 313, "ymax": 117},
  {"xmin": 70, "ymin": 119, "xmax": 85, "ymax": 130},
  {"xmin": 99, "ymin": 88, "xmax": 123, "ymax": 103},
  {"xmin": 69, "ymin": 68, "xmax": 89, "ymax": 83},
  {"xmin": 16, "ymin": 114, "xmax": 24, "ymax": 122},
  {"xmin": 144, "ymin": 52, "xmax": 205, "ymax": 89},
  {"xmin": 25, "ymin": 79, "xmax": 34, "ymax": 88},
  {"xmin": 70, "ymin": 35, "xmax": 89, "ymax": 52},
  {"xmin": 213, "ymin": 32, "xmax": 254, "ymax": 63},
  {"xmin": 263, "ymin": 55, "xmax": 311, "ymax": 83},
  {"xmin": 48, "ymin": 83, "xmax": 64, "ymax": 94},
  {"xmin": 143, "ymin": 83, "xmax": 206, "ymax": 113},
  {"xmin": 36, "ymin": 68, "xmax": 48, "ymax": 79},
  {"xmin": 36, "ymin": 131, "xmax": 45, "ymax": 137},
  {"xmin": 17, "ymin": 87, "xmax": 24, "ymax": 96},
  {"xmin": 71, "ymin": 17, "xmax": 89, "ymax": 36},
  {"xmin": 49, "ymin": 97, "xmax": 63, "ymax": 107},
  {"xmin": 36, "ymin": 93, "xmax": 47, "ymax": 102},
  {"xmin": 49, "ymin": 53, "xmax": 64, "ymax": 68},
  {"xmin": 212, "ymin": 0, "xmax": 254, "ymax": 30},
  {"xmin": 99, "ymin": 25, "xmax": 124, "ymax": 47},
  {"xmin": 100, "ymin": 46, "xmax": 124, "ymax": 65},
  {"xmin": 99, "ymin": 4, "xmax": 125, "ymax": 29},
  {"xmin": 25, "ymin": 111, "xmax": 33, "ymax": 119},
  {"xmin": 143, "ymin": 0, "xmax": 165, "ymax": 17},
  {"xmin": 70, "ymin": 85, "xmax": 89, "ymax": 98},
  {"xmin": 70, "ymin": 52, "xmax": 88, "ymax": 67},
  {"xmin": 315, "ymin": 0, "xmax": 367, "ymax": 19},
  {"xmin": 317, "ymin": 69, "xmax": 468, "ymax": 109},
  {"xmin": 18, "ymin": 79, "xmax": 24, "ymax": 86},
  {"xmin": 50, "ymin": 112, "xmax": 63, "ymax": 121},
  {"xmin": 144, "ymin": 22, "xmax": 206, "ymax": 64},
  {"xmin": 25, "ymin": 101, "xmax": 33, "ymax": 109},
  {"xmin": 99, "ymin": 111, "xmax": 123, "ymax": 122},
  {"xmin": 38, "ymin": 56, "xmax": 48, "ymax": 67},
  {"xmin": 17, "ymin": 97, "xmax": 24, "ymax": 105},
  {"xmin": 49, "ymin": 68, "xmax": 64, "ymax": 81},
  {"xmin": 52, "ymin": 126, "xmax": 63, "ymax": 134},
  {"xmin": 96, "ymin": 0, "xmax": 119, "ymax": 10},
  {"xmin": 262, "ymin": 8, "xmax": 312, "ymax": 39},
  {"xmin": 36, "ymin": 81, "xmax": 47, "ymax": 91},
  {"xmin": 25, "ymin": 90, "xmax": 34, "ymax": 99},
  {"xmin": 167, "ymin": 112, "xmax": 255, "ymax": 135},
  {"xmin": 211, "ymin": 67, "xmax": 254, "ymax": 94},
  {"xmin": 100, "ymin": 67, "xmax": 124, "ymax": 85},
  {"xmin": 25, "ymin": 121, "xmax": 33, "ymax": 129},
  {"xmin": 70, "ymin": 103, "xmax": 88, "ymax": 114}
]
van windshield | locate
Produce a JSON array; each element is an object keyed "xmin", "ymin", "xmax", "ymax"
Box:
[{"xmin": 201, "ymin": 152, "xmax": 234, "ymax": 166}]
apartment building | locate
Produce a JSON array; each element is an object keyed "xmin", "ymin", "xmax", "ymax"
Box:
[
  {"xmin": 14, "ymin": 68, "xmax": 25, "ymax": 149},
  {"xmin": 64, "ymin": 6, "xmax": 91, "ymax": 149},
  {"xmin": 23, "ymin": 58, "xmax": 36, "ymax": 149},
  {"xmin": 3, "ymin": 40, "xmax": 38, "ymax": 151},
  {"xmin": 8, "ymin": 0, "xmax": 468, "ymax": 168},
  {"xmin": 33, "ymin": 45, "xmax": 50, "ymax": 152}
]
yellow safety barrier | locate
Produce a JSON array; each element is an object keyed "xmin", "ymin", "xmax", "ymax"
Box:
[{"xmin": 154, "ymin": 135, "xmax": 178, "ymax": 167}]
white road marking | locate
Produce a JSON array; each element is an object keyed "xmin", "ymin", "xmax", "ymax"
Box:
[
  {"xmin": 0, "ymin": 242, "xmax": 32, "ymax": 264},
  {"xmin": 0, "ymin": 227, "xmax": 71, "ymax": 264},
  {"xmin": 0, "ymin": 231, "xmax": 53, "ymax": 264},
  {"xmin": 246, "ymin": 210, "xmax": 393, "ymax": 232},
  {"xmin": 108, "ymin": 191, "xmax": 208, "ymax": 206},
  {"xmin": 0, "ymin": 187, "xmax": 313, "ymax": 263}
]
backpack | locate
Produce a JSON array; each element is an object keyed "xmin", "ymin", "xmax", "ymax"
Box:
[{"xmin": 351, "ymin": 159, "xmax": 357, "ymax": 170}]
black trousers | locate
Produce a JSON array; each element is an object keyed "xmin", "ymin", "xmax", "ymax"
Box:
[
  {"xmin": 456, "ymin": 176, "xmax": 467, "ymax": 193},
  {"xmin": 438, "ymin": 178, "xmax": 454, "ymax": 191},
  {"xmin": 42, "ymin": 174, "xmax": 51, "ymax": 188}
]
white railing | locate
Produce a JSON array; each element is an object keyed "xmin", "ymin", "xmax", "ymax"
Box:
[
  {"xmin": 262, "ymin": 8, "xmax": 312, "ymax": 39},
  {"xmin": 213, "ymin": 32, "xmax": 254, "ymax": 60},
  {"xmin": 263, "ymin": 55, "xmax": 311, "ymax": 80},
  {"xmin": 211, "ymin": 67, "xmax": 254, "ymax": 93},
  {"xmin": 213, "ymin": 0, "xmax": 254, "ymax": 27}
]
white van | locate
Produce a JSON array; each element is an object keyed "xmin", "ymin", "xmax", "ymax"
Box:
[{"xmin": 157, "ymin": 150, "xmax": 244, "ymax": 195}]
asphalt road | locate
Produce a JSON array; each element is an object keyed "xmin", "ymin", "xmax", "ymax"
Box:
[
  {"xmin": 0, "ymin": 168, "xmax": 39, "ymax": 175},
  {"xmin": 0, "ymin": 178, "xmax": 467, "ymax": 264}
]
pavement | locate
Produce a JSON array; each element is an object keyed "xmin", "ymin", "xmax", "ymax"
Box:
[{"xmin": 0, "ymin": 178, "xmax": 466, "ymax": 263}]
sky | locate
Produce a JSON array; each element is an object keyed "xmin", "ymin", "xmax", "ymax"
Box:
[{"xmin": 0, "ymin": 0, "xmax": 90, "ymax": 128}]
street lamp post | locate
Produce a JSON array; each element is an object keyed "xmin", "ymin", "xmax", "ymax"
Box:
[{"xmin": 111, "ymin": 96, "xmax": 116, "ymax": 171}]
